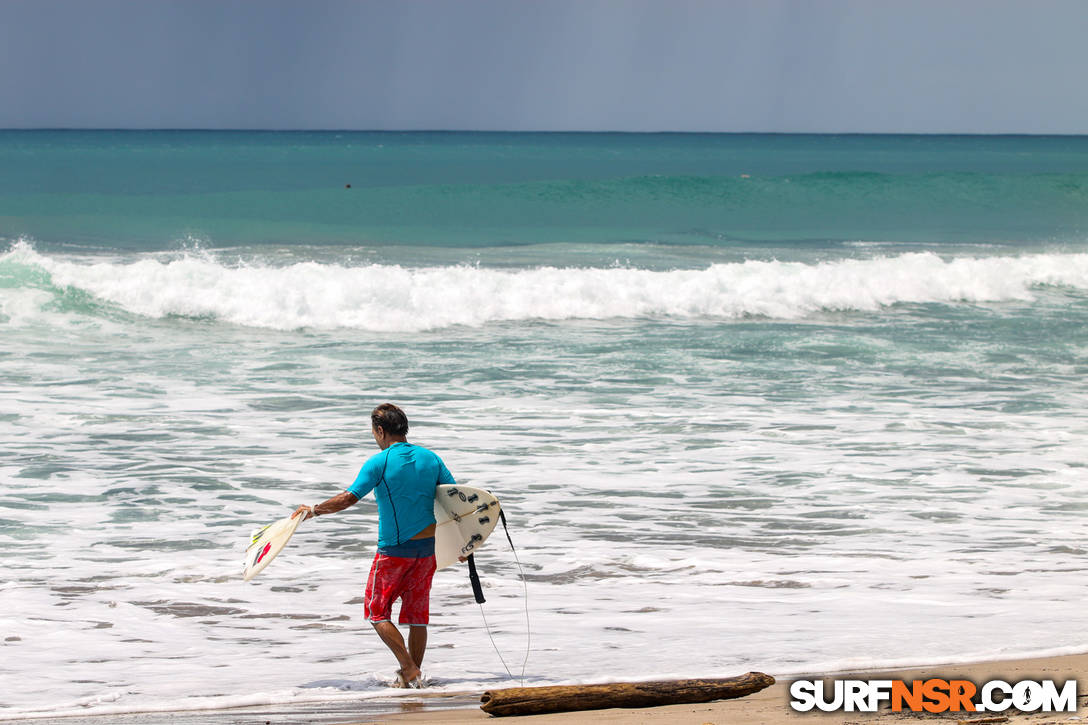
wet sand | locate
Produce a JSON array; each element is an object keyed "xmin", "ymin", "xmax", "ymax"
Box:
[
  {"xmin": 21, "ymin": 653, "xmax": 1084, "ymax": 725},
  {"xmin": 372, "ymin": 652, "xmax": 1087, "ymax": 724}
]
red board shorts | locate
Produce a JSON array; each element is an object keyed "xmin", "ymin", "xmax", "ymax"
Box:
[{"xmin": 364, "ymin": 552, "xmax": 437, "ymax": 626}]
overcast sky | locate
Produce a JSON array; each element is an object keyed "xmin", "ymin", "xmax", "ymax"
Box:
[{"xmin": 2, "ymin": 0, "xmax": 1086, "ymax": 133}]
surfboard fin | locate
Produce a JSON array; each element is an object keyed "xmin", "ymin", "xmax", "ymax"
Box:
[{"xmin": 248, "ymin": 524, "xmax": 271, "ymax": 548}]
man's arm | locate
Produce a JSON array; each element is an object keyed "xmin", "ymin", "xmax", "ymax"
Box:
[
  {"xmin": 437, "ymin": 457, "xmax": 456, "ymax": 486},
  {"xmin": 293, "ymin": 491, "xmax": 359, "ymax": 520}
]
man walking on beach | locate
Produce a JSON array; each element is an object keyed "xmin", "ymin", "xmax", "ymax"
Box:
[{"xmin": 293, "ymin": 403, "xmax": 454, "ymax": 688}]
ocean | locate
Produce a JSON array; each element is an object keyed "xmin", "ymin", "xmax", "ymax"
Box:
[{"xmin": 1, "ymin": 131, "xmax": 1086, "ymax": 720}]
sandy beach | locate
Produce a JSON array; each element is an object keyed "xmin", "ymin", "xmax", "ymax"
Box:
[
  {"xmin": 364, "ymin": 652, "xmax": 1087, "ymax": 725},
  {"xmin": 13, "ymin": 652, "xmax": 1084, "ymax": 725}
]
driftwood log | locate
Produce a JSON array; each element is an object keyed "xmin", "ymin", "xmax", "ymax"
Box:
[{"xmin": 479, "ymin": 672, "xmax": 775, "ymax": 717}]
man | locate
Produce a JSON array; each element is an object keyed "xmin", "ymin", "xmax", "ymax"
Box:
[{"xmin": 293, "ymin": 403, "xmax": 455, "ymax": 688}]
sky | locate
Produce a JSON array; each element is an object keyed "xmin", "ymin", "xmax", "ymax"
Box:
[{"xmin": 1, "ymin": 0, "xmax": 1086, "ymax": 133}]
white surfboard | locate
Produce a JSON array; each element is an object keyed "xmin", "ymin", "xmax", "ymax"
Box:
[
  {"xmin": 242, "ymin": 513, "xmax": 305, "ymax": 581},
  {"xmin": 434, "ymin": 485, "xmax": 500, "ymax": 570}
]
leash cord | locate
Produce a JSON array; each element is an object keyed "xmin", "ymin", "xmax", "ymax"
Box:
[
  {"xmin": 478, "ymin": 600, "xmax": 515, "ymax": 681},
  {"xmin": 476, "ymin": 507, "xmax": 531, "ymax": 685}
]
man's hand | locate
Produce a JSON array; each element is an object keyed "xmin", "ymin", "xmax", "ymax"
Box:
[{"xmin": 290, "ymin": 492, "xmax": 358, "ymax": 521}]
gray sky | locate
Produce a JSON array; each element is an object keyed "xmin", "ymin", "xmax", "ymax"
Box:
[{"xmin": 2, "ymin": 0, "xmax": 1086, "ymax": 133}]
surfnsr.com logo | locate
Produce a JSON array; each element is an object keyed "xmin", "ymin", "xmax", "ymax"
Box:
[{"xmin": 789, "ymin": 678, "xmax": 1078, "ymax": 713}]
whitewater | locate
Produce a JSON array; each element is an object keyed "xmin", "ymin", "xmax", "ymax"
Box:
[
  {"xmin": 2, "ymin": 238, "xmax": 1087, "ymax": 720},
  {"xmin": 5, "ymin": 241, "xmax": 1088, "ymax": 330}
]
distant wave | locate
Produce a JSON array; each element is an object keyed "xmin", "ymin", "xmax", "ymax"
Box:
[
  {"xmin": 504, "ymin": 170, "xmax": 1088, "ymax": 207},
  {"xmin": 3, "ymin": 241, "xmax": 1087, "ymax": 331}
]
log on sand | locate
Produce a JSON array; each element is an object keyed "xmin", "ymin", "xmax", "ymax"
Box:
[{"xmin": 479, "ymin": 671, "xmax": 776, "ymax": 717}]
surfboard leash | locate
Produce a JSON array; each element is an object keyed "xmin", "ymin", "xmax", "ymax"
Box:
[
  {"xmin": 467, "ymin": 554, "xmax": 486, "ymax": 603},
  {"xmin": 472, "ymin": 506, "xmax": 531, "ymax": 685},
  {"xmin": 501, "ymin": 508, "xmax": 532, "ymax": 684}
]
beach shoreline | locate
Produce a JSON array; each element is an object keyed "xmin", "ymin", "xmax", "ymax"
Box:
[
  {"xmin": 371, "ymin": 651, "xmax": 1087, "ymax": 725},
  {"xmin": 14, "ymin": 652, "xmax": 1083, "ymax": 725}
]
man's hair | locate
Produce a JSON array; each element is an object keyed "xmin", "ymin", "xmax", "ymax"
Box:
[{"xmin": 371, "ymin": 403, "xmax": 409, "ymax": 436}]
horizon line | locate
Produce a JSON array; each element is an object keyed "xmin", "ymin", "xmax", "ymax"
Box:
[{"xmin": 2, "ymin": 127, "xmax": 1087, "ymax": 138}]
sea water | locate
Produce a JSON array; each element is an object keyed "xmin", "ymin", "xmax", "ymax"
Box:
[{"xmin": 1, "ymin": 131, "xmax": 1086, "ymax": 720}]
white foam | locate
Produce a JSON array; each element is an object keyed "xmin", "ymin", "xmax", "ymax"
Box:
[
  {"xmin": 5, "ymin": 241, "xmax": 1088, "ymax": 331},
  {"xmin": 3, "ymin": 238, "xmax": 1088, "ymax": 719}
]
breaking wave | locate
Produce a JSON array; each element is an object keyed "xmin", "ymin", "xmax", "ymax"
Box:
[{"xmin": 3, "ymin": 241, "xmax": 1087, "ymax": 331}]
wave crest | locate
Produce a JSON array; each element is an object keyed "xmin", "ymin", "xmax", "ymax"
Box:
[{"xmin": 4, "ymin": 241, "xmax": 1087, "ymax": 331}]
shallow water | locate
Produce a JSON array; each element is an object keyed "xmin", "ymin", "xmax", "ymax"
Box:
[{"xmin": 1, "ymin": 131, "xmax": 1086, "ymax": 719}]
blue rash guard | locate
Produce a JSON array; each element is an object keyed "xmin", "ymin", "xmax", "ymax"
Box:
[{"xmin": 346, "ymin": 442, "xmax": 455, "ymax": 550}]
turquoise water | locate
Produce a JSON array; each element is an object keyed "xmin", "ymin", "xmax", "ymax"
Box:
[
  {"xmin": 1, "ymin": 131, "xmax": 1087, "ymax": 720},
  {"xmin": 4, "ymin": 131, "xmax": 1088, "ymax": 250}
]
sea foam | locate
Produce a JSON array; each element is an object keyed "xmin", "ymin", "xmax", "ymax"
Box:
[
  {"xmin": 4, "ymin": 237, "xmax": 1088, "ymax": 719},
  {"xmin": 4, "ymin": 241, "xmax": 1088, "ymax": 331}
]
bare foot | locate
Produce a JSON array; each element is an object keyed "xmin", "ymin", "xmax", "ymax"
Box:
[
  {"xmin": 394, "ymin": 666, "xmax": 422, "ymax": 688},
  {"xmin": 396, "ymin": 661, "xmax": 419, "ymax": 687}
]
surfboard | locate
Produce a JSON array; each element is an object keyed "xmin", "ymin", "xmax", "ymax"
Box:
[
  {"xmin": 242, "ymin": 512, "xmax": 306, "ymax": 581},
  {"xmin": 434, "ymin": 484, "xmax": 500, "ymax": 570}
]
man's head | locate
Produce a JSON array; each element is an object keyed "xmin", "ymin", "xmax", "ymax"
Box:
[{"xmin": 371, "ymin": 403, "xmax": 409, "ymax": 448}]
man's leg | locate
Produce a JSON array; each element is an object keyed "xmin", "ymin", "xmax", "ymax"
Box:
[
  {"xmin": 408, "ymin": 625, "xmax": 427, "ymax": 669},
  {"xmin": 371, "ymin": 621, "xmax": 421, "ymax": 684},
  {"xmin": 365, "ymin": 554, "xmax": 421, "ymax": 684},
  {"xmin": 396, "ymin": 556, "xmax": 436, "ymax": 686}
]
